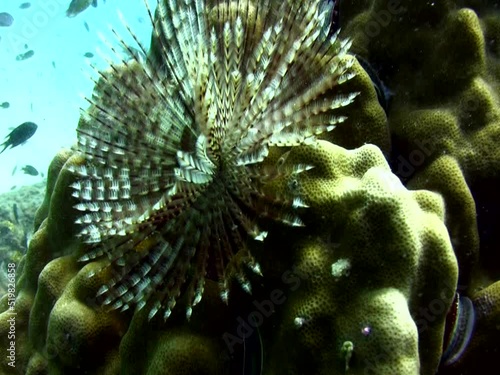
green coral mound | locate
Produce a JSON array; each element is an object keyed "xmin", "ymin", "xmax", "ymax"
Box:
[
  {"xmin": 264, "ymin": 142, "xmax": 457, "ymax": 375},
  {"xmin": 0, "ymin": 142, "xmax": 458, "ymax": 375},
  {"xmin": 343, "ymin": 0, "xmax": 499, "ymax": 288}
]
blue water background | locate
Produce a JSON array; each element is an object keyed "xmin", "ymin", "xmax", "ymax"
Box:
[{"xmin": 0, "ymin": 0, "xmax": 156, "ymax": 193}]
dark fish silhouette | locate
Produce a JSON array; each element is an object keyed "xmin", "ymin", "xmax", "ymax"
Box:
[
  {"xmin": 0, "ymin": 12, "xmax": 13, "ymax": 27},
  {"xmin": 84, "ymin": 52, "xmax": 94, "ymax": 58},
  {"xmin": 1, "ymin": 102, "xmax": 9, "ymax": 109},
  {"xmin": 66, "ymin": 0, "xmax": 97, "ymax": 18},
  {"xmin": 0, "ymin": 122, "xmax": 37, "ymax": 154},
  {"xmin": 19, "ymin": 2, "xmax": 31, "ymax": 9},
  {"xmin": 16, "ymin": 50, "xmax": 34, "ymax": 61},
  {"xmin": 84, "ymin": 21, "xmax": 89, "ymax": 32},
  {"xmin": 22, "ymin": 164, "xmax": 39, "ymax": 176}
]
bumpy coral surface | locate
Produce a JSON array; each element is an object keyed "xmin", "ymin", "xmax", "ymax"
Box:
[
  {"xmin": 262, "ymin": 141, "xmax": 457, "ymax": 375},
  {"xmin": 343, "ymin": 0, "xmax": 499, "ymax": 285},
  {"xmin": 341, "ymin": 1, "xmax": 500, "ymax": 372},
  {"xmin": 1, "ymin": 0, "xmax": 500, "ymax": 374},
  {"xmin": 0, "ymin": 141, "xmax": 458, "ymax": 375}
]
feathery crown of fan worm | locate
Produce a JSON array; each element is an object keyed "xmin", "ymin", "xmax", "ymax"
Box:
[{"xmin": 70, "ymin": 0, "xmax": 358, "ymax": 321}]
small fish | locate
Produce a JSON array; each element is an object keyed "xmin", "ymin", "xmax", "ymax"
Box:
[
  {"xmin": 0, "ymin": 12, "xmax": 13, "ymax": 27},
  {"xmin": 0, "ymin": 121, "xmax": 38, "ymax": 154},
  {"xmin": 16, "ymin": 50, "xmax": 35, "ymax": 61},
  {"xmin": 66, "ymin": 0, "xmax": 96, "ymax": 18},
  {"xmin": 22, "ymin": 165, "xmax": 38, "ymax": 176},
  {"xmin": 19, "ymin": 2, "xmax": 31, "ymax": 9},
  {"xmin": 1, "ymin": 102, "xmax": 9, "ymax": 109},
  {"xmin": 84, "ymin": 52, "xmax": 94, "ymax": 58},
  {"xmin": 12, "ymin": 203, "xmax": 19, "ymax": 224},
  {"xmin": 84, "ymin": 21, "xmax": 89, "ymax": 32},
  {"xmin": 10, "ymin": 185, "xmax": 16, "ymax": 190},
  {"xmin": 11, "ymin": 165, "xmax": 17, "ymax": 175},
  {"xmin": 52, "ymin": 61, "xmax": 56, "ymax": 68}
]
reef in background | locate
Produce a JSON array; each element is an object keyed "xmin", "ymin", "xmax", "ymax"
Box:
[{"xmin": 0, "ymin": 183, "xmax": 44, "ymax": 296}]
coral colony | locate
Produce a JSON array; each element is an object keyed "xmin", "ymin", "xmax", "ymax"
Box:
[{"xmin": 70, "ymin": 0, "xmax": 357, "ymax": 320}]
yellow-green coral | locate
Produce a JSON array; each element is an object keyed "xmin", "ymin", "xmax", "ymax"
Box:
[
  {"xmin": 264, "ymin": 141, "xmax": 457, "ymax": 375},
  {"xmin": 408, "ymin": 156, "xmax": 479, "ymax": 288},
  {"xmin": 43, "ymin": 260, "xmax": 126, "ymax": 373},
  {"xmin": 0, "ymin": 141, "xmax": 459, "ymax": 375},
  {"xmin": 340, "ymin": 1, "xmax": 500, "ymax": 372}
]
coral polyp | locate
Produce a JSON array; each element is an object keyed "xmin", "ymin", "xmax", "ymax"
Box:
[{"xmin": 70, "ymin": 0, "xmax": 357, "ymax": 320}]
